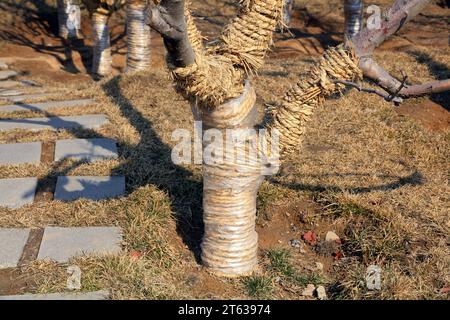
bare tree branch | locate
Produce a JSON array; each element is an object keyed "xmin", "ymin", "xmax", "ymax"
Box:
[
  {"xmin": 348, "ymin": 0, "xmax": 450, "ymax": 99},
  {"xmin": 359, "ymin": 57, "xmax": 450, "ymax": 98},
  {"xmin": 351, "ymin": 0, "xmax": 431, "ymax": 57},
  {"xmin": 145, "ymin": 0, "xmax": 195, "ymax": 67}
]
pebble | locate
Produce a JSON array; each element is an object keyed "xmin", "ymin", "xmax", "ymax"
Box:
[
  {"xmin": 315, "ymin": 262, "xmax": 324, "ymax": 271},
  {"xmin": 289, "ymin": 239, "xmax": 301, "ymax": 248},
  {"xmin": 325, "ymin": 231, "xmax": 340, "ymax": 242},
  {"xmin": 301, "ymin": 284, "xmax": 315, "ymax": 297},
  {"xmin": 315, "ymin": 285, "xmax": 327, "ymax": 300}
]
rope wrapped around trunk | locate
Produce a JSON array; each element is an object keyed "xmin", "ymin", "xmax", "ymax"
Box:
[
  {"xmin": 126, "ymin": 0, "xmax": 152, "ymax": 72},
  {"xmin": 171, "ymin": 0, "xmax": 284, "ymax": 109},
  {"xmin": 200, "ymin": 82, "xmax": 263, "ymax": 277},
  {"xmin": 266, "ymin": 44, "xmax": 362, "ymax": 157}
]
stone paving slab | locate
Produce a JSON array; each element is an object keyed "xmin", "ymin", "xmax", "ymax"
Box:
[
  {"xmin": 0, "ymin": 142, "xmax": 41, "ymax": 165},
  {"xmin": 0, "ymin": 89, "xmax": 23, "ymax": 96},
  {"xmin": 0, "ymin": 98, "xmax": 94, "ymax": 113},
  {"xmin": 55, "ymin": 138, "xmax": 118, "ymax": 162},
  {"xmin": 37, "ymin": 226, "xmax": 122, "ymax": 263},
  {"xmin": 0, "ymin": 290, "xmax": 109, "ymax": 300},
  {"xmin": 54, "ymin": 176, "xmax": 125, "ymax": 201},
  {"xmin": 0, "ymin": 228, "xmax": 30, "ymax": 268},
  {"xmin": 0, "ymin": 80, "xmax": 22, "ymax": 89},
  {"xmin": 0, "ymin": 114, "xmax": 108, "ymax": 131},
  {"xmin": 1, "ymin": 92, "xmax": 60, "ymax": 102},
  {"xmin": 0, "ymin": 178, "xmax": 38, "ymax": 208},
  {"xmin": 0, "ymin": 70, "xmax": 18, "ymax": 80}
]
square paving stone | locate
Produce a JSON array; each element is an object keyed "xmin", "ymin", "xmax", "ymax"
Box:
[
  {"xmin": 0, "ymin": 228, "xmax": 30, "ymax": 268},
  {"xmin": 0, "ymin": 99, "xmax": 94, "ymax": 113},
  {"xmin": 55, "ymin": 138, "xmax": 118, "ymax": 162},
  {"xmin": 0, "ymin": 114, "xmax": 108, "ymax": 131},
  {"xmin": 0, "ymin": 177, "xmax": 38, "ymax": 208},
  {"xmin": 0, "ymin": 142, "xmax": 41, "ymax": 165},
  {"xmin": 37, "ymin": 227, "xmax": 122, "ymax": 263},
  {"xmin": 54, "ymin": 176, "xmax": 125, "ymax": 201},
  {"xmin": 0, "ymin": 290, "xmax": 109, "ymax": 300},
  {"xmin": 0, "ymin": 70, "xmax": 18, "ymax": 80}
]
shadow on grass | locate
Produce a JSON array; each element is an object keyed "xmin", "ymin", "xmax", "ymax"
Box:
[
  {"xmin": 407, "ymin": 50, "xmax": 450, "ymax": 110},
  {"xmin": 0, "ymin": 0, "xmax": 126, "ymax": 78}
]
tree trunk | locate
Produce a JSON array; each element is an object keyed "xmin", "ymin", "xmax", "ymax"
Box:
[
  {"xmin": 344, "ymin": 0, "xmax": 364, "ymax": 40},
  {"xmin": 199, "ymin": 82, "xmax": 264, "ymax": 277},
  {"xmin": 57, "ymin": 0, "xmax": 81, "ymax": 39},
  {"xmin": 57, "ymin": 0, "xmax": 70, "ymax": 38},
  {"xmin": 126, "ymin": 0, "xmax": 152, "ymax": 72},
  {"xmin": 91, "ymin": 12, "xmax": 112, "ymax": 76},
  {"xmin": 283, "ymin": 0, "xmax": 294, "ymax": 27}
]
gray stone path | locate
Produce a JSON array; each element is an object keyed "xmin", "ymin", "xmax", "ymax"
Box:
[
  {"xmin": 37, "ymin": 226, "xmax": 122, "ymax": 263},
  {"xmin": 0, "ymin": 98, "xmax": 94, "ymax": 113},
  {"xmin": 0, "ymin": 89, "xmax": 23, "ymax": 96},
  {"xmin": 0, "ymin": 142, "xmax": 41, "ymax": 165},
  {"xmin": 0, "ymin": 178, "xmax": 38, "ymax": 208},
  {"xmin": 55, "ymin": 138, "xmax": 118, "ymax": 162},
  {"xmin": 1, "ymin": 92, "xmax": 60, "ymax": 102},
  {"xmin": 0, "ymin": 228, "xmax": 30, "ymax": 268},
  {"xmin": 0, "ymin": 114, "xmax": 108, "ymax": 131},
  {"xmin": 54, "ymin": 176, "xmax": 125, "ymax": 201},
  {"xmin": 0, "ymin": 80, "xmax": 22, "ymax": 89},
  {"xmin": 0, "ymin": 290, "xmax": 110, "ymax": 300},
  {"xmin": 0, "ymin": 70, "xmax": 18, "ymax": 81}
]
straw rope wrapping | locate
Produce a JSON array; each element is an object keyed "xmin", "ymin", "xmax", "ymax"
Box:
[
  {"xmin": 266, "ymin": 44, "xmax": 363, "ymax": 157},
  {"xmin": 126, "ymin": 1, "xmax": 152, "ymax": 72},
  {"xmin": 201, "ymin": 83, "xmax": 264, "ymax": 277},
  {"xmin": 171, "ymin": 0, "xmax": 284, "ymax": 109}
]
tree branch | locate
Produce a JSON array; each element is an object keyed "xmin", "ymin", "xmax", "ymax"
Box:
[
  {"xmin": 359, "ymin": 57, "xmax": 450, "ymax": 98},
  {"xmin": 145, "ymin": 0, "xmax": 195, "ymax": 67},
  {"xmin": 349, "ymin": 0, "xmax": 450, "ymax": 99},
  {"xmin": 351, "ymin": 0, "xmax": 431, "ymax": 57}
]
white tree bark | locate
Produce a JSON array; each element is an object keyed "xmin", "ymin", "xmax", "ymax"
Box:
[
  {"xmin": 57, "ymin": 0, "xmax": 81, "ymax": 39},
  {"xmin": 126, "ymin": 0, "xmax": 152, "ymax": 72},
  {"xmin": 91, "ymin": 12, "xmax": 112, "ymax": 76},
  {"xmin": 344, "ymin": 0, "xmax": 364, "ymax": 40}
]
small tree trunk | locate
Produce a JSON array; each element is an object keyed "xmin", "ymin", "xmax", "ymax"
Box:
[
  {"xmin": 57, "ymin": 0, "xmax": 81, "ymax": 39},
  {"xmin": 57, "ymin": 0, "xmax": 70, "ymax": 38},
  {"xmin": 126, "ymin": 0, "xmax": 151, "ymax": 72},
  {"xmin": 283, "ymin": 0, "xmax": 294, "ymax": 27},
  {"xmin": 91, "ymin": 12, "xmax": 112, "ymax": 76},
  {"xmin": 199, "ymin": 83, "xmax": 263, "ymax": 277},
  {"xmin": 344, "ymin": 0, "xmax": 364, "ymax": 40}
]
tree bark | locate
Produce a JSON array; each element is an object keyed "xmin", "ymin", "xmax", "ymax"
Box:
[
  {"xmin": 344, "ymin": 0, "xmax": 364, "ymax": 40},
  {"xmin": 91, "ymin": 12, "xmax": 112, "ymax": 76},
  {"xmin": 58, "ymin": 0, "xmax": 81, "ymax": 39},
  {"xmin": 283, "ymin": 0, "xmax": 294, "ymax": 27},
  {"xmin": 126, "ymin": 0, "xmax": 152, "ymax": 72}
]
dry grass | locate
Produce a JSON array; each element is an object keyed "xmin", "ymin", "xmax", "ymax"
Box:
[{"xmin": 0, "ymin": 0, "xmax": 448, "ymax": 300}]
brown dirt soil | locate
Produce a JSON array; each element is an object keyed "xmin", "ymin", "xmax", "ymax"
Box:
[{"xmin": 0, "ymin": 0, "xmax": 448, "ymax": 300}]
